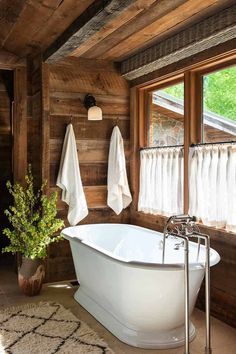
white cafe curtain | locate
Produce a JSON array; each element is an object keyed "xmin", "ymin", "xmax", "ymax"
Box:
[
  {"xmin": 188, "ymin": 144, "xmax": 236, "ymax": 232},
  {"xmin": 138, "ymin": 147, "xmax": 183, "ymax": 216}
]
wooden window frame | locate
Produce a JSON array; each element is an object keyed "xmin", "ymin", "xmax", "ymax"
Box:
[{"xmin": 133, "ymin": 52, "xmax": 236, "ymax": 216}]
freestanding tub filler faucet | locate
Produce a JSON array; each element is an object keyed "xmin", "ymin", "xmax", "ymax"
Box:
[{"xmin": 162, "ymin": 214, "xmax": 212, "ymax": 354}]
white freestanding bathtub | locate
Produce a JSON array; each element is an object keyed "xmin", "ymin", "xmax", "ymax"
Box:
[{"xmin": 62, "ymin": 223, "xmax": 220, "ymax": 349}]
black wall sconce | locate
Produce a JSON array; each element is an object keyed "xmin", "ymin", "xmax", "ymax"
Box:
[{"xmin": 84, "ymin": 94, "xmax": 102, "ymax": 121}]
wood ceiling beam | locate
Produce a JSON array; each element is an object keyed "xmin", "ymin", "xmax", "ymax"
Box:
[
  {"xmin": 43, "ymin": 0, "xmax": 136, "ymax": 63},
  {"xmin": 97, "ymin": 0, "xmax": 227, "ymax": 60},
  {"xmin": 79, "ymin": 0, "xmax": 187, "ymax": 60},
  {"xmin": 121, "ymin": 5, "xmax": 236, "ymax": 81},
  {"xmin": 70, "ymin": 0, "xmax": 157, "ymax": 58}
]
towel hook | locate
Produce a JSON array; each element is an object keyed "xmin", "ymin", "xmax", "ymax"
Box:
[{"xmin": 114, "ymin": 117, "xmax": 119, "ymax": 127}]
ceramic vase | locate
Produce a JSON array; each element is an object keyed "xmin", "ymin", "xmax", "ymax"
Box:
[{"xmin": 18, "ymin": 257, "xmax": 45, "ymax": 296}]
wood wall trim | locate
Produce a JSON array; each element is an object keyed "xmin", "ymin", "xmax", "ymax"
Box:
[
  {"xmin": 49, "ymin": 57, "xmax": 119, "ymax": 73},
  {"xmin": 122, "ymin": 5, "xmax": 236, "ymax": 80},
  {"xmin": 41, "ymin": 63, "xmax": 50, "ymax": 193},
  {"xmin": 0, "ymin": 50, "xmax": 26, "ymax": 70},
  {"xmin": 13, "ymin": 67, "xmax": 27, "ymax": 184},
  {"xmin": 130, "ymin": 87, "xmax": 139, "ymax": 211}
]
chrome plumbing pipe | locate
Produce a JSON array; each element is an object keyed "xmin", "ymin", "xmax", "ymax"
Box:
[
  {"xmin": 193, "ymin": 232, "xmax": 212, "ymax": 354},
  {"xmin": 166, "ymin": 231, "xmax": 190, "ymax": 354},
  {"xmin": 163, "ymin": 215, "xmax": 212, "ymax": 354},
  {"xmin": 162, "ymin": 215, "xmax": 173, "ymax": 264}
]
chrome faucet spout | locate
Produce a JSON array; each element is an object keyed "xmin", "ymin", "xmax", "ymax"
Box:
[{"xmin": 162, "ymin": 214, "xmax": 196, "ymax": 264}]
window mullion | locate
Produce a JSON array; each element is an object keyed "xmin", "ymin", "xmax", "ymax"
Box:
[{"xmin": 184, "ymin": 71, "xmax": 202, "ymax": 214}]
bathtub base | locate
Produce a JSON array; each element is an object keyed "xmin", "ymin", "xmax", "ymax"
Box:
[{"xmin": 74, "ymin": 288, "xmax": 196, "ymax": 349}]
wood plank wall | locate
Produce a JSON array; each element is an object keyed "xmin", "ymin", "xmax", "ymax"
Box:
[
  {"xmin": 27, "ymin": 56, "xmax": 43, "ymax": 188},
  {"xmin": 0, "ymin": 74, "xmax": 12, "ymax": 253},
  {"xmin": 44, "ymin": 58, "xmax": 131, "ymax": 281}
]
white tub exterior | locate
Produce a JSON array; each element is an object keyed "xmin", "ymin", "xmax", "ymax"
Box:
[{"xmin": 62, "ymin": 223, "xmax": 220, "ymax": 349}]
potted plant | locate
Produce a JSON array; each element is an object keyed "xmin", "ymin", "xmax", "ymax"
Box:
[{"xmin": 1, "ymin": 165, "xmax": 64, "ymax": 296}]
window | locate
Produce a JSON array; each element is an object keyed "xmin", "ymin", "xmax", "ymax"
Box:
[
  {"xmin": 137, "ymin": 56, "xmax": 236, "ymax": 231},
  {"xmin": 148, "ymin": 81, "xmax": 184, "ymax": 147},
  {"xmin": 202, "ymin": 65, "xmax": 236, "ymax": 143},
  {"xmin": 138, "ymin": 80, "xmax": 184, "ymax": 217}
]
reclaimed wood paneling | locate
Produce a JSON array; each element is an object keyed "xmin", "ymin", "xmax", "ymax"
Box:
[
  {"xmin": 50, "ymin": 138, "xmax": 130, "ymax": 163},
  {"xmin": 50, "ymin": 161, "xmax": 130, "ymax": 187},
  {"xmin": 50, "ymin": 65, "xmax": 129, "ymax": 96},
  {"xmin": 50, "ymin": 92, "xmax": 129, "ymax": 116},
  {"xmin": 41, "ymin": 63, "xmax": 50, "ymax": 189},
  {"xmin": 52, "ymin": 185, "xmax": 108, "ymax": 210},
  {"xmin": 48, "ymin": 57, "xmax": 130, "ymax": 205},
  {"xmin": 27, "ymin": 56, "xmax": 42, "ymax": 187},
  {"xmin": 50, "ymin": 163, "xmax": 108, "ymax": 187},
  {"xmin": 0, "ymin": 76, "xmax": 12, "ymax": 245},
  {"xmin": 50, "ymin": 115, "xmax": 130, "ymax": 140},
  {"xmin": 13, "ymin": 66, "xmax": 27, "ymax": 185},
  {"xmin": 44, "ymin": 57, "xmax": 131, "ymax": 282}
]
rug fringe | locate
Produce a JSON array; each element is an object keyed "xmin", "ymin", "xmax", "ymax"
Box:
[{"xmin": 0, "ymin": 301, "xmax": 59, "ymax": 313}]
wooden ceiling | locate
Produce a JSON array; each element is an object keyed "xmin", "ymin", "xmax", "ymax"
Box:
[
  {"xmin": 0, "ymin": 0, "xmax": 94, "ymax": 57},
  {"xmin": 0, "ymin": 0, "xmax": 234, "ymax": 63}
]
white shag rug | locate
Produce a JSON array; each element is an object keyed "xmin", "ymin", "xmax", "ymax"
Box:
[{"xmin": 0, "ymin": 302, "xmax": 114, "ymax": 354}]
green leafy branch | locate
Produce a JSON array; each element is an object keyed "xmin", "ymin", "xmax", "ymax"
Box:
[{"xmin": 2, "ymin": 165, "xmax": 64, "ymax": 259}]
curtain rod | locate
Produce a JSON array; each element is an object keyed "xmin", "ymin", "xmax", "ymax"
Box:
[
  {"xmin": 140, "ymin": 141, "xmax": 236, "ymax": 151},
  {"xmin": 140, "ymin": 144, "xmax": 183, "ymax": 151},
  {"xmin": 190, "ymin": 141, "xmax": 236, "ymax": 147}
]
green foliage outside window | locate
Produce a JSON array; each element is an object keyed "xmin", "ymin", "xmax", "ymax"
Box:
[
  {"xmin": 163, "ymin": 82, "xmax": 184, "ymax": 101},
  {"xmin": 203, "ymin": 66, "xmax": 236, "ymax": 121},
  {"xmin": 161, "ymin": 65, "xmax": 236, "ymax": 122}
]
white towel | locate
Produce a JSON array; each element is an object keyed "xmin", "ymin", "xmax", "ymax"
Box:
[
  {"xmin": 107, "ymin": 125, "xmax": 132, "ymax": 215},
  {"xmin": 56, "ymin": 124, "xmax": 88, "ymax": 225}
]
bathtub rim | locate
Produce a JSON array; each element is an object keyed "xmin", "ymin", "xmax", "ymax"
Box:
[{"xmin": 61, "ymin": 223, "xmax": 220, "ymax": 270}]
